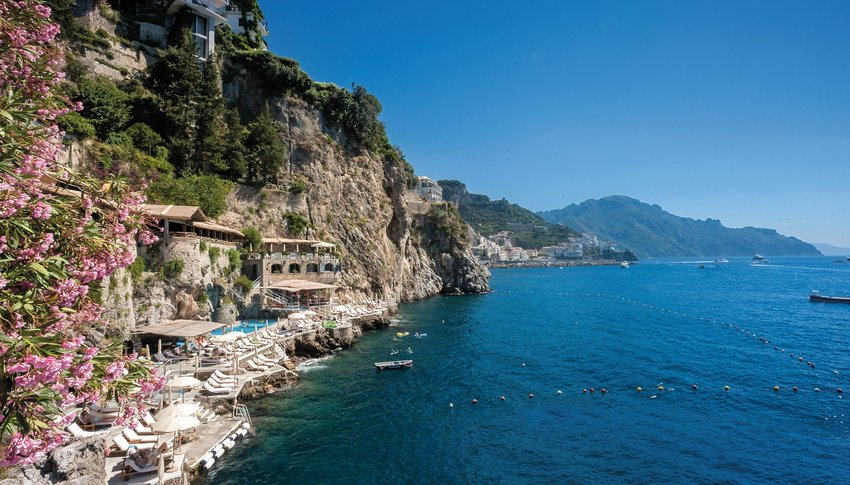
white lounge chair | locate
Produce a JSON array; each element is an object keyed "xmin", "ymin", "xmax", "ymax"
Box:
[
  {"xmin": 213, "ymin": 370, "xmax": 238, "ymax": 382},
  {"xmin": 141, "ymin": 411, "xmax": 157, "ymax": 427},
  {"xmin": 123, "ymin": 457, "xmax": 157, "ymax": 477},
  {"xmin": 110, "ymin": 435, "xmax": 154, "ymax": 455},
  {"xmin": 66, "ymin": 422, "xmax": 108, "ymax": 438},
  {"xmin": 203, "ymin": 381, "xmax": 232, "ymax": 395},
  {"xmin": 123, "ymin": 428, "xmax": 159, "ymax": 443},
  {"xmin": 209, "ymin": 376, "xmax": 237, "ymax": 388},
  {"xmin": 245, "ymin": 359, "xmax": 269, "ymax": 372}
]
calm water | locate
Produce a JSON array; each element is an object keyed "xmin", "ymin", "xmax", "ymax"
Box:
[{"xmin": 209, "ymin": 257, "xmax": 850, "ymax": 484}]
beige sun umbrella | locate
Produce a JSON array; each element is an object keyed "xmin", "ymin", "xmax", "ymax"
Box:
[
  {"xmin": 154, "ymin": 402, "xmax": 200, "ymax": 420},
  {"xmin": 288, "ymin": 312, "xmax": 306, "ymax": 320},
  {"xmin": 166, "ymin": 376, "xmax": 201, "ymax": 389},
  {"xmin": 152, "ymin": 414, "xmax": 200, "ymax": 452},
  {"xmin": 302, "ymin": 310, "xmax": 317, "ymax": 316}
]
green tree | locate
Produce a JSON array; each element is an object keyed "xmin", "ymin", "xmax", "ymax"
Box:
[
  {"xmin": 245, "ymin": 103, "xmax": 287, "ymax": 184},
  {"xmin": 194, "ymin": 54, "xmax": 230, "ymax": 174},
  {"xmin": 147, "ymin": 29, "xmax": 202, "ymax": 172},
  {"xmin": 223, "ymin": 108, "xmax": 248, "ymax": 180},
  {"xmin": 242, "ymin": 226, "xmax": 263, "ymax": 251},
  {"xmin": 147, "ymin": 174, "xmax": 233, "ymax": 217},
  {"xmin": 75, "ymin": 76, "xmax": 130, "ymax": 138},
  {"xmin": 124, "ymin": 122, "xmax": 164, "ymax": 156}
]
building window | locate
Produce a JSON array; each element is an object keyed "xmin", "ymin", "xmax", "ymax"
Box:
[
  {"xmin": 289, "ymin": 263, "xmax": 301, "ymax": 273},
  {"xmin": 270, "ymin": 264, "xmax": 283, "ymax": 274},
  {"xmin": 324, "ymin": 263, "xmax": 335, "ymax": 272},
  {"xmin": 306, "ymin": 263, "xmax": 319, "ymax": 273}
]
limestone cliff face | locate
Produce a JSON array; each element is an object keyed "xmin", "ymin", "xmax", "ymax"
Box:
[{"xmin": 218, "ymin": 62, "xmax": 490, "ymax": 303}]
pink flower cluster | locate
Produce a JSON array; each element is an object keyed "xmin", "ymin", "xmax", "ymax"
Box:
[{"xmin": 0, "ymin": 0, "xmax": 162, "ymax": 466}]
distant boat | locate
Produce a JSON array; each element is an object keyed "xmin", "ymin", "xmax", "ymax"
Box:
[
  {"xmin": 375, "ymin": 360, "xmax": 413, "ymax": 370},
  {"xmin": 714, "ymin": 258, "xmax": 729, "ymax": 264},
  {"xmin": 809, "ymin": 294, "xmax": 850, "ymax": 304},
  {"xmin": 620, "ymin": 261, "xmax": 630, "ymax": 268},
  {"xmin": 698, "ymin": 264, "xmax": 706, "ymax": 269},
  {"xmin": 833, "ymin": 259, "xmax": 845, "ymax": 263},
  {"xmin": 752, "ymin": 254, "xmax": 765, "ymax": 260},
  {"xmin": 750, "ymin": 260, "xmax": 769, "ymax": 266}
]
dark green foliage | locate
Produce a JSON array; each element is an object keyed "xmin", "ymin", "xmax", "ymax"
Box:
[
  {"xmin": 199, "ymin": 241, "xmax": 208, "ymax": 252},
  {"xmin": 104, "ymin": 131, "xmax": 133, "ymax": 148},
  {"xmin": 222, "ymin": 108, "xmax": 248, "ymax": 180},
  {"xmin": 208, "ymin": 246, "xmax": 221, "ymax": 261},
  {"xmin": 124, "ymin": 122, "xmax": 164, "ymax": 156},
  {"xmin": 128, "ymin": 258, "xmax": 146, "ymax": 282},
  {"xmin": 323, "ymin": 84, "xmax": 384, "ymax": 149},
  {"xmin": 147, "ymin": 174, "xmax": 233, "ymax": 218},
  {"xmin": 427, "ymin": 205, "xmax": 468, "ymax": 243},
  {"xmin": 289, "ymin": 178, "xmax": 308, "ymax": 194},
  {"xmin": 194, "ymin": 55, "xmax": 230, "ymax": 174},
  {"xmin": 227, "ymin": 51, "xmax": 312, "ymax": 94},
  {"xmin": 215, "ymin": 24, "xmax": 252, "ymax": 52},
  {"xmin": 245, "ymin": 104, "xmax": 287, "ymax": 183},
  {"xmin": 75, "ymin": 76, "xmax": 130, "ymax": 138},
  {"xmin": 162, "ymin": 259, "xmax": 185, "ymax": 278},
  {"xmin": 538, "ymin": 195, "xmax": 822, "ymax": 257},
  {"xmin": 227, "ymin": 249, "xmax": 241, "ymax": 274},
  {"xmin": 89, "ymin": 141, "xmax": 174, "ymax": 178},
  {"xmin": 241, "ymin": 226, "xmax": 263, "ymax": 251},
  {"xmin": 234, "ymin": 275, "xmax": 253, "ymax": 294},
  {"xmin": 147, "ymin": 30, "xmax": 203, "ymax": 172},
  {"xmin": 58, "ymin": 112, "xmax": 96, "ymax": 139},
  {"xmin": 283, "ymin": 212, "xmax": 312, "ymax": 236},
  {"xmin": 438, "ymin": 179, "xmax": 580, "ymax": 248}
]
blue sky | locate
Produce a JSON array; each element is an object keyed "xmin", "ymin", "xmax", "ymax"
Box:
[{"xmin": 260, "ymin": 1, "xmax": 850, "ymax": 246}]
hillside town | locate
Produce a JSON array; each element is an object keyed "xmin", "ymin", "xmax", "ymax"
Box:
[{"xmin": 472, "ymin": 231, "xmax": 630, "ymax": 264}]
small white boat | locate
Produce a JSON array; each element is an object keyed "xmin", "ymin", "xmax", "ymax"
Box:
[
  {"xmin": 753, "ymin": 253, "xmax": 765, "ymax": 260},
  {"xmin": 620, "ymin": 261, "xmax": 630, "ymax": 268},
  {"xmin": 375, "ymin": 360, "xmax": 413, "ymax": 370}
]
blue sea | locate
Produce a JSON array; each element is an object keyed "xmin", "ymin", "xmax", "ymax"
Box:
[{"xmin": 208, "ymin": 257, "xmax": 850, "ymax": 484}]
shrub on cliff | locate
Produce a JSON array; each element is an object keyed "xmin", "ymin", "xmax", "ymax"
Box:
[
  {"xmin": 234, "ymin": 275, "xmax": 253, "ymax": 294},
  {"xmin": 0, "ymin": 0, "xmax": 162, "ymax": 465},
  {"xmin": 245, "ymin": 103, "xmax": 287, "ymax": 184},
  {"xmin": 162, "ymin": 259, "xmax": 185, "ymax": 278},
  {"xmin": 242, "ymin": 226, "xmax": 263, "ymax": 251},
  {"xmin": 147, "ymin": 174, "xmax": 232, "ymax": 218},
  {"xmin": 74, "ymin": 75, "xmax": 130, "ymax": 138}
]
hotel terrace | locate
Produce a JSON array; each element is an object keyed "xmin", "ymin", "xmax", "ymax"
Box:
[{"xmin": 243, "ymin": 237, "xmax": 342, "ymax": 312}]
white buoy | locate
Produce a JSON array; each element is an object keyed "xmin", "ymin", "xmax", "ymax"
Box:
[
  {"xmin": 449, "ymin": 402, "xmax": 454, "ymax": 408},
  {"xmin": 556, "ymin": 390, "xmax": 562, "ymax": 395}
]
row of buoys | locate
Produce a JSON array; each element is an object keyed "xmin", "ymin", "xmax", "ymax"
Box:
[
  {"xmin": 453, "ymin": 384, "xmax": 846, "ymax": 408},
  {"xmin": 599, "ymin": 294, "xmax": 847, "ymax": 383},
  {"xmin": 200, "ymin": 422, "xmax": 251, "ymax": 472}
]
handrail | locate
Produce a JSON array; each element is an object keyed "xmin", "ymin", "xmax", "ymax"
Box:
[{"xmin": 233, "ymin": 404, "xmax": 252, "ymax": 426}]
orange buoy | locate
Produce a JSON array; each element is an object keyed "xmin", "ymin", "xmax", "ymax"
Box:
[
  {"xmin": 773, "ymin": 386, "xmax": 780, "ymax": 392},
  {"xmin": 471, "ymin": 399, "xmax": 478, "ymax": 404},
  {"xmin": 636, "ymin": 387, "xmax": 643, "ymax": 392},
  {"xmin": 657, "ymin": 385, "xmax": 664, "ymax": 392},
  {"xmin": 500, "ymin": 396, "xmax": 505, "ymax": 401},
  {"xmin": 724, "ymin": 385, "xmax": 731, "ymax": 392}
]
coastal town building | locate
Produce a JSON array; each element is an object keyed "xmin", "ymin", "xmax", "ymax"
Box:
[
  {"xmin": 142, "ymin": 204, "xmax": 244, "ymax": 245},
  {"xmin": 242, "ymin": 238, "xmax": 341, "ymax": 311},
  {"xmin": 416, "ymin": 176, "xmax": 444, "ymax": 202},
  {"xmin": 137, "ymin": 0, "xmax": 269, "ymax": 60}
]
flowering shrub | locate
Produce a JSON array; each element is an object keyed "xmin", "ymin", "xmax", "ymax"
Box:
[{"xmin": 0, "ymin": 0, "xmax": 162, "ymax": 465}]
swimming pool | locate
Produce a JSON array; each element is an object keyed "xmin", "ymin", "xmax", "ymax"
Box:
[{"xmin": 210, "ymin": 319, "xmax": 276, "ymax": 336}]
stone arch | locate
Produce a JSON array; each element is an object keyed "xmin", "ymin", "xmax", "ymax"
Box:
[
  {"xmin": 306, "ymin": 263, "xmax": 319, "ymax": 273},
  {"xmin": 289, "ymin": 263, "xmax": 301, "ymax": 273},
  {"xmin": 271, "ymin": 264, "xmax": 283, "ymax": 274},
  {"xmin": 324, "ymin": 263, "xmax": 335, "ymax": 272}
]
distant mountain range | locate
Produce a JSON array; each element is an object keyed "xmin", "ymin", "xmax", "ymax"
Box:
[
  {"xmin": 538, "ymin": 195, "xmax": 820, "ymax": 257},
  {"xmin": 437, "ymin": 180, "xmax": 580, "ymax": 248},
  {"xmin": 813, "ymin": 243, "xmax": 850, "ymax": 256}
]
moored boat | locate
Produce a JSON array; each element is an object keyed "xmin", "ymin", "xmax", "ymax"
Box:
[
  {"xmin": 809, "ymin": 294, "xmax": 850, "ymax": 304},
  {"xmin": 375, "ymin": 360, "xmax": 413, "ymax": 370},
  {"xmin": 620, "ymin": 261, "xmax": 629, "ymax": 268},
  {"xmin": 753, "ymin": 253, "xmax": 765, "ymax": 260}
]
